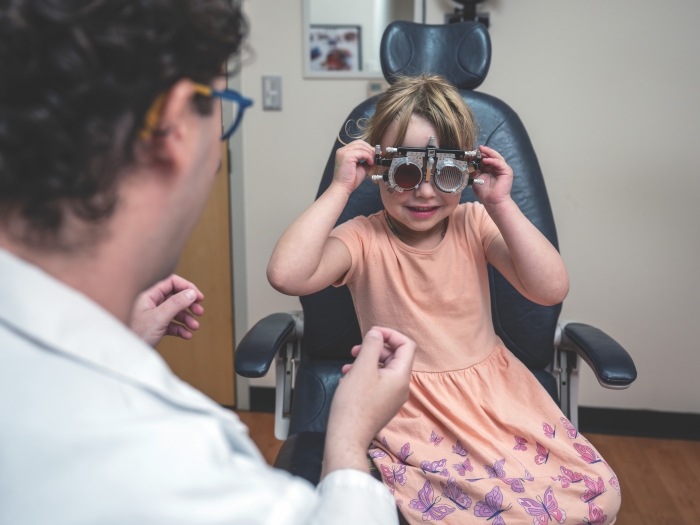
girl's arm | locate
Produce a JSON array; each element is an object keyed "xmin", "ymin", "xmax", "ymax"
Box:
[
  {"xmin": 475, "ymin": 146, "xmax": 570, "ymax": 306},
  {"xmin": 267, "ymin": 140, "xmax": 376, "ymax": 297}
]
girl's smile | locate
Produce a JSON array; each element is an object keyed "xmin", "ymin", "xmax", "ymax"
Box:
[{"xmin": 405, "ymin": 205, "xmax": 440, "ymax": 219}]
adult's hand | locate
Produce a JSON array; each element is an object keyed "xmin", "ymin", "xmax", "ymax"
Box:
[
  {"xmin": 322, "ymin": 326, "xmax": 416, "ymax": 478},
  {"xmin": 129, "ymin": 274, "xmax": 204, "ymax": 347}
]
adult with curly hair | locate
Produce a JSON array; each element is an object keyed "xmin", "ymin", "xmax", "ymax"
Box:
[{"xmin": 0, "ymin": 1, "xmax": 415, "ymax": 523}]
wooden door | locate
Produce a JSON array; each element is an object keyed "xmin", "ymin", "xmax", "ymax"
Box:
[{"xmin": 157, "ymin": 142, "xmax": 236, "ymax": 406}]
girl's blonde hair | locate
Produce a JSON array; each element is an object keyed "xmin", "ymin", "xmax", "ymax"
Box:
[{"xmin": 356, "ymin": 74, "xmax": 477, "ymax": 151}]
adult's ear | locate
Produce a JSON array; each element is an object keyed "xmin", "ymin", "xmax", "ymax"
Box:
[{"xmin": 136, "ymin": 79, "xmax": 201, "ymax": 176}]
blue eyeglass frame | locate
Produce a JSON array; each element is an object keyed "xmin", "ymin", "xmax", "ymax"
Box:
[
  {"xmin": 193, "ymin": 83, "xmax": 253, "ymax": 140},
  {"xmin": 141, "ymin": 83, "xmax": 253, "ymax": 141}
]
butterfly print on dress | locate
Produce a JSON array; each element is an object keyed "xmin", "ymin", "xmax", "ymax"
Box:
[
  {"xmin": 380, "ymin": 464, "xmax": 407, "ymax": 495},
  {"xmin": 453, "ymin": 458, "xmax": 474, "ymax": 476},
  {"xmin": 551, "ymin": 466, "xmax": 584, "ymax": 489},
  {"xmin": 420, "ymin": 458, "xmax": 449, "ymax": 477},
  {"xmin": 485, "ymin": 459, "xmax": 533, "ymax": 493},
  {"xmin": 513, "ymin": 436, "xmax": 528, "ymax": 451},
  {"xmin": 369, "ymin": 446, "xmax": 387, "ymax": 459},
  {"xmin": 518, "ymin": 486, "xmax": 567, "ymax": 525},
  {"xmin": 409, "ymin": 480, "xmax": 456, "ymax": 521},
  {"xmin": 576, "ymin": 501, "xmax": 607, "ymax": 525},
  {"xmin": 609, "ymin": 474, "xmax": 619, "ymax": 491},
  {"xmin": 439, "ymin": 476, "xmax": 472, "ymax": 510},
  {"xmin": 430, "ymin": 430, "xmax": 444, "ymax": 447},
  {"xmin": 534, "ymin": 442, "xmax": 550, "ymax": 465},
  {"xmin": 474, "ymin": 486, "xmax": 511, "ymax": 525},
  {"xmin": 542, "ymin": 422, "xmax": 556, "ymax": 439},
  {"xmin": 580, "ymin": 475, "xmax": 606, "ymax": 504},
  {"xmin": 573, "ymin": 443, "xmax": 602, "ymax": 465},
  {"xmin": 396, "ymin": 442, "xmax": 413, "ymax": 464},
  {"xmin": 505, "ymin": 471, "xmax": 534, "ymax": 493},
  {"xmin": 560, "ymin": 417, "xmax": 579, "ymax": 439},
  {"xmin": 452, "ymin": 440, "xmax": 468, "ymax": 456},
  {"xmin": 370, "ymin": 438, "xmax": 389, "ymax": 459}
]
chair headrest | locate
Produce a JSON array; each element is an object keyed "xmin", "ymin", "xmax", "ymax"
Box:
[{"xmin": 380, "ymin": 21, "xmax": 491, "ymax": 90}]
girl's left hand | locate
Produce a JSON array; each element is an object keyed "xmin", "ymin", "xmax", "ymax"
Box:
[{"xmin": 472, "ymin": 145, "xmax": 513, "ymax": 210}]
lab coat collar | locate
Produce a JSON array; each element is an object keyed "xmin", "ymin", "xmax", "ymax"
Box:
[{"xmin": 0, "ymin": 248, "xmax": 248, "ymax": 432}]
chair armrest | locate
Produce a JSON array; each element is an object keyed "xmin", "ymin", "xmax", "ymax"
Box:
[
  {"xmin": 560, "ymin": 322, "xmax": 637, "ymax": 389},
  {"xmin": 234, "ymin": 313, "xmax": 297, "ymax": 378}
]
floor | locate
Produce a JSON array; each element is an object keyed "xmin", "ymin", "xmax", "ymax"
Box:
[{"xmin": 235, "ymin": 411, "xmax": 700, "ymax": 525}]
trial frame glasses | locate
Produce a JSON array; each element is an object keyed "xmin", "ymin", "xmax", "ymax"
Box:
[{"xmin": 370, "ymin": 137, "xmax": 484, "ymax": 194}]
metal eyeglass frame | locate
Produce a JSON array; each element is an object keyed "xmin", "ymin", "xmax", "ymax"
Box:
[
  {"xmin": 140, "ymin": 83, "xmax": 253, "ymax": 141},
  {"xmin": 371, "ymin": 136, "xmax": 484, "ymax": 194}
]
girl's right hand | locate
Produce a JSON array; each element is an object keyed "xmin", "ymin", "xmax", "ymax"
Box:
[{"xmin": 332, "ymin": 140, "xmax": 375, "ymax": 196}]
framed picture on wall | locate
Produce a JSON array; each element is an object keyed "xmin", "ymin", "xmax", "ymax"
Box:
[{"xmin": 309, "ymin": 25, "xmax": 362, "ymax": 72}]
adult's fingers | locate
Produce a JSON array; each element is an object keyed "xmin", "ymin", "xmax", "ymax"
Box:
[
  {"xmin": 350, "ymin": 329, "xmax": 385, "ymax": 373},
  {"xmin": 168, "ymin": 274, "xmax": 205, "ymax": 301},
  {"xmin": 189, "ymin": 302, "xmax": 205, "ymax": 316},
  {"xmin": 369, "ymin": 326, "xmax": 413, "ymax": 353},
  {"xmin": 351, "ymin": 342, "xmax": 395, "ymax": 362},
  {"xmin": 174, "ymin": 310, "xmax": 200, "ymax": 330},
  {"xmin": 369, "ymin": 326, "xmax": 416, "ymax": 375},
  {"xmin": 156, "ymin": 289, "xmax": 198, "ymax": 326},
  {"xmin": 167, "ymin": 322, "xmax": 192, "ymax": 339}
]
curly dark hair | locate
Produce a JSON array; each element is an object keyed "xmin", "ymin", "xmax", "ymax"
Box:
[{"xmin": 0, "ymin": 0, "xmax": 246, "ymax": 247}]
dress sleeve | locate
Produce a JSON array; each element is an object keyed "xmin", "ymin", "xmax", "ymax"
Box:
[
  {"xmin": 470, "ymin": 202, "xmax": 502, "ymax": 253},
  {"xmin": 329, "ymin": 217, "xmax": 374, "ymax": 286}
]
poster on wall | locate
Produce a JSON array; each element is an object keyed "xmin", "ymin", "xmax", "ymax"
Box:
[{"xmin": 309, "ymin": 25, "xmax": 362, "ymax": 72}]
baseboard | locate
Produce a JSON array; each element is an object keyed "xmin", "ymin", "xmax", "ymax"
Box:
[
  {"xmin": 243, "ymin": 389, "xmax": 700, "ymax": 441},
  {"xmin": 249, "ymin": 386, "xmax": 276, "ymax": 413},
  {"xmin": 579, "ymin": 406, "xmax": 700, "ymax": 441}
]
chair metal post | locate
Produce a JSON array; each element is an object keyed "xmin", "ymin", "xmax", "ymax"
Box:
[
  {"xmin": 554, "ymin": 320, "xmax": 581, "ymax": 429},
  {"xmin": 556, "ymin": 349, "xmax": 580, "ymax": 426},
  {"xmin": 567, "ymin": 351, "xmax": 580, "ymax": 429},
  {"xmin": 274, "ymin": 312, "xmax": 303, "ymax": 440}
]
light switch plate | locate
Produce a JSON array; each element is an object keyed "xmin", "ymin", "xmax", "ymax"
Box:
[
  {"xmin": 262, "ymin": 75, "xmax": 282, "ymax": 111},
  {"xmin": 367, "ymin": 79, "xmax": 389, "ymax": 99}
]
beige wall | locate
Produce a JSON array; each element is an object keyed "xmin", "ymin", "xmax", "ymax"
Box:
[{"xmin": 236, "ymin": 0, "xmax": 700, "ymax": 413}]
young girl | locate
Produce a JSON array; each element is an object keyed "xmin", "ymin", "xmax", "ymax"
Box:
[{"xmin": 268, "ymin": 75, "xmax": 619, "ymax": 525}]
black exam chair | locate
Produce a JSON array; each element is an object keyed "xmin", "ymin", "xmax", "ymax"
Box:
[{"xmin": 234, "ymin": 21, "xmax": 637, "ymax": 487}]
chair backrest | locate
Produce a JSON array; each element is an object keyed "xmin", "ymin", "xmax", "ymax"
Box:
[{"xmin": 300, "ymin": 21, "xmax": 562, "ymax": 370}]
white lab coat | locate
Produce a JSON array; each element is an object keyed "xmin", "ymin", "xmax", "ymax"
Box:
[{"xmin": 0, "ymin": 249, "xmax": 397, "ymax": 525}]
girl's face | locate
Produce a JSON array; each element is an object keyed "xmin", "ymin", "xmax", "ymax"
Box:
[{"xmin": 379, "ymin": 114, "xmax": 461, "ymax": 236}]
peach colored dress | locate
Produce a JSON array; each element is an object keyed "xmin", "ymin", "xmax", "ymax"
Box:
[{"xmin": 330, "ymin": 203, "xmax": 620, "ymax": 525}]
